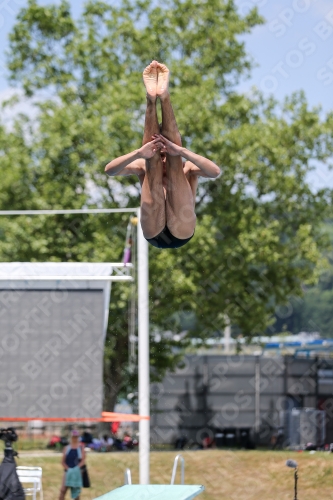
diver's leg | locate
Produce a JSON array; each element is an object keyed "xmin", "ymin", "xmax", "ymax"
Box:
[
  {"xmin": 156, "ymin": 64, "xmax": 195, "ymax": 238},
  {"xmin": 160, "ymin": 94, "xmax": 182, "ymax": 146},
  {"xmin": 141, "ymin": 62, "xmax": 165, "ymax": 238},
  {"xmin": 142, "ymin": 96, "xmax": 159, "ymax": 146},
  {"xmin": 142, "ymin": 61, "xmax": 160, "ymax": 144},
  {"xmin": 160, "ymin": 92, "xmax": 196, "ymax": 238},
  {"xmin": 140, "ymin": 153, "xmax": 166, "ymax": 239},
  {"xmin": 165, "ymin": 157, "xmax": 196, "ymax": 239},
  {"xmin": 157, "ymin": 63, "xmax": 182, "ymax": 146}
]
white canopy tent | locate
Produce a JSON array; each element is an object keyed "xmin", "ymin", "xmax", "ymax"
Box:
[
  {"xmin": 0, "ymin": 261, "xmax": 130, "ymax": 337},
  {"xmin": 0, "ymin": 208, "xmax": 150, "ymax": 484}
]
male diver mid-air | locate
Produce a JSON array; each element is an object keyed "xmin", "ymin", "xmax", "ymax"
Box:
[{"xmin": 105, "ymin": 61, "xmax": 220, "ymax": 249}]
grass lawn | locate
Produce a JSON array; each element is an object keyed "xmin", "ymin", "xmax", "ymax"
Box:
[{"xmin": 15, "ymin": 449, "xmax": 333, "ymax": 499}]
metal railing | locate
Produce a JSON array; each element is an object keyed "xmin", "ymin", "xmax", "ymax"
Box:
[
  {"xmin": 124, "ymin": 468, "xmax": 132, "ymax": 485},
  {"xmin": 170, "ymin": 454, "xmax": 185, "ymax": 485}
]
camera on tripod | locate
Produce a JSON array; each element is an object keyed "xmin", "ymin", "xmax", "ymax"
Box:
[
  {"xmin": 0, "ymin": 428, "xmax": 18, "ymax": 459},
  {"xmin": 0, "ymin": 428, "xmax": 18, "ymax": 448},
  {"xmin": 0, "ymin": 427, "xmax": 25, "ymax": 499}
]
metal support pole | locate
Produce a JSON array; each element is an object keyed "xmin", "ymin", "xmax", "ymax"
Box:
[
  {"xmin": 255, "ymin": 356, "xmax": 260, "ymax": 439},
  {"xmin": 294, "ymin": 467, "xmax": 298, "ymax": 500},
  {"xmin": 224, "ymin": 315, "xmax": 231, "ymax": 353},
  {"xmin": 137, "ymin": 208, "xmax": 150, "ymax": 484},
  {"xmin": 124, "ymin": 469, "xmax": 132, "ymax": 485},
  {"xmin": 314, "ymin": 356, "xmax": 319, "ymax": 447},
  {"xmin": 170, "ymin": 454, "xmax": 185, "ymax": 485}
]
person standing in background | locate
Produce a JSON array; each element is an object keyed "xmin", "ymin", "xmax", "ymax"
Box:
[{"xmin": 59, "ymin": 430, "xmax": 85, "ymax": 500}]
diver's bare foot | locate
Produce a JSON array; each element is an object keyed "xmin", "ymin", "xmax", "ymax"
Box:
[
  {"xmin": 156, "ymin": 63, "xmax": 170, "ymax": 98},
  {"xmin": 143, "ymin": 61, "xmax": 158, "ymax": 101}
]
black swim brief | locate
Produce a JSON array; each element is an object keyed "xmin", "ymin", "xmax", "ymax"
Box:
[{"xmin": 145, "ymin": 226, "xmax": 194, "ymax": 249}]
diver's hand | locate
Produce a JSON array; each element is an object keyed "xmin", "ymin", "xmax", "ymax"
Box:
[
  {"xmin": 153, "ymin": 134, "xmax": 183, "ymax": 156},
  {"xmin": 137, "ymin": 138, "xmax": 164, "ymax": 159}
]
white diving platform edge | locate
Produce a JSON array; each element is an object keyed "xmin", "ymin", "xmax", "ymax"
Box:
[{"xmin": 94, "ymin": 485, "xmax": 204, "ymax": 500}]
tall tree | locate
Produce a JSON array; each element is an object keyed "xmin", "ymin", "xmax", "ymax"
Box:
[
  {"xmin": 1, "ymin": 0, "xmax": 333, "ymax": 407},
  {"xmin": 273, "ymin": 221, "xmax": 333, "ymax": 337}
]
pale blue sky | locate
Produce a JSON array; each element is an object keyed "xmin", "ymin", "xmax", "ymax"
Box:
[
  {"xmin": 236, "ymin": 0, "xmax": 333, "ymax": 112},
  {"xmin": 0, "ymin": 0, "xmax": 333, "ymax": 186}
]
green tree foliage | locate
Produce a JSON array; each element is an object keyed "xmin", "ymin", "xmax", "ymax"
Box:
[
  {"xmin": 274, "ymin": 222, "xmax": 333, "ymax": 337},
  {"xmin": 1, "ymin": 0, "xmax": 333, "ymax": 407}
]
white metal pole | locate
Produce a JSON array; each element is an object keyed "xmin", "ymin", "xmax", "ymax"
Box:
[
  {"xmin": 137, "ymin": 208, "xmax": 150, "ymax": 484},
  {"xmin": 0, "ymin": 209, "xmax": 136, "ymax": 215},
  {"xmin": 255, "ymin": 356, "xmax": 260, "ymax": 435},
  {"xmin": 224, "ymin": 315, "xmax": 231, "ymax": 354}
]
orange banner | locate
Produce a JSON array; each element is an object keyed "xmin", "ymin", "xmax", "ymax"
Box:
[
  {"xmin": 0, "ymin": 413, "xmax": 150, "ymax": 422},
  {"xmin": 101, "ymin": 412, "xmax": 150, "ymax": 422}
]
